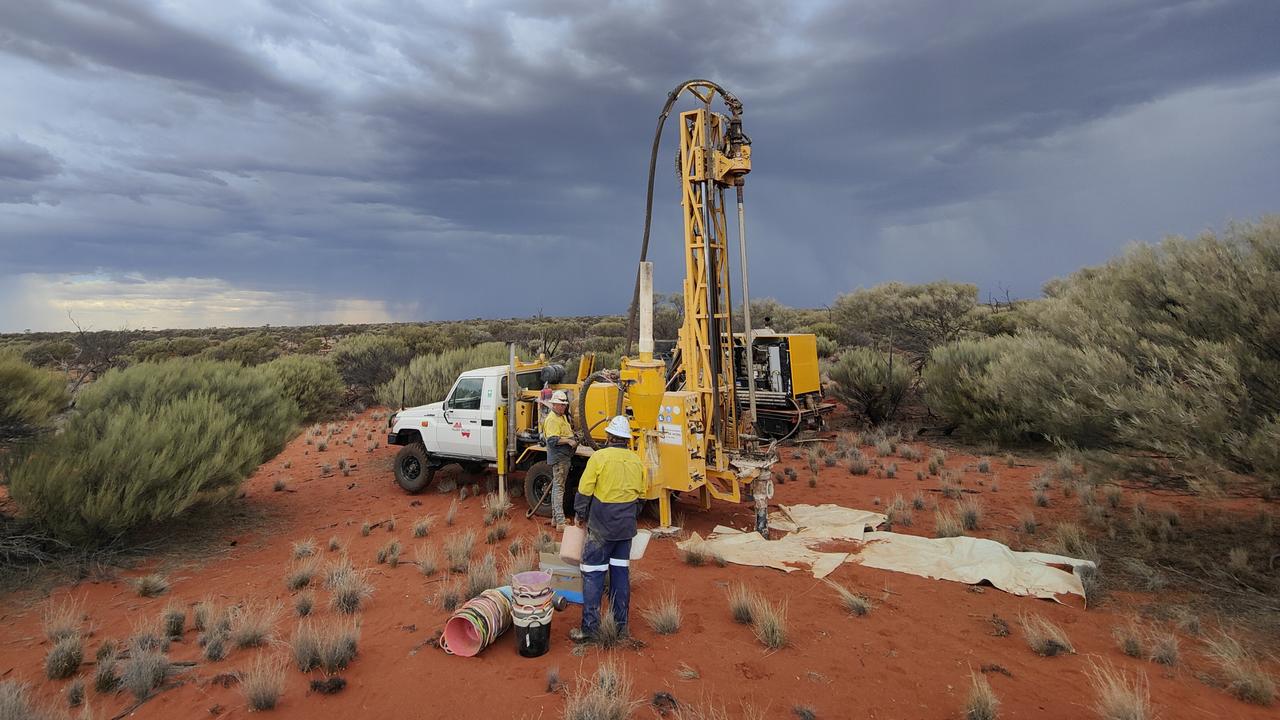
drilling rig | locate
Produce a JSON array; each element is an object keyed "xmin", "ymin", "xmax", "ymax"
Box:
[{"xmin": 388, "ymin": 80, "xmax": 827, "ymax": 535}]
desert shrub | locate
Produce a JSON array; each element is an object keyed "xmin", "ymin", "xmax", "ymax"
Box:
[
  {"xmin": 831, "ymin": 280, "xmax": 980, "ymax": 356},
  {"xmin": 641, "ymin": 592, "xmax": 682, "ymax": 635},
  {"xmin": 375, "ymin": 343, "xmax": 508, "ymax": 408},
  {"xmin": 262, "ymin": 355, "xmax": 344, "ymax": 422},
  {"xmin": 563, "ymin": 658, "xmax": 639, "ymax": 720},
  {"xmin": 1205, "ymin": 632, "xmax": 1276, "ymax": 705},
  {"xmin": 229, "ymin": 601, "xmax": 282, "ymax": 649},
  {"xmin": 9, "ymin": 360, "xmax": 298, "ymax": 542},
  {"xmin": 330, "ymin": 334, "xmax": 411, "ymax": 399},
  {"xmin": 0, "ymin": 353, "xmax": 68, "ymax": 438},
  {"xmin": 925, "ymin": 219, "xmax": 1280, "ymax": 489},
  {"xmin": 129, "ymin": 336, "xmax": 212, "ymax": 362},
  {"xmin": 20, "ymin": 339, "xmax": 78, "ymax": 367},
  {"xmin": 1087, "ymin": 662, "xmax": 1151, "ymax": 720},
  {"xmin": 828, "ymin": 347, "xmax": 912, "ymax": 425},
  {"xmin": 120, "ymin": 648, "xmax": 169, "ymax": 700},
  {"xmin": 202, "ymin": 331, "xmax": 280, "ymax": 366},
  {"xmin": 239, "ymin": 654, "xmax": 285, "ymax": 711},
  {"xmin": 45, "ymin": 635, "xmax": 83, "ymax": 679}
]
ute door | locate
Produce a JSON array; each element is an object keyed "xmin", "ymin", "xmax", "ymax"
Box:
[
  {"xmin": 438, "ymin": 375, "xmax": 485, "ymax": 458},
  {"xmin": 477, "ymin": 375, "xmax": 499, "ymax": 461}
]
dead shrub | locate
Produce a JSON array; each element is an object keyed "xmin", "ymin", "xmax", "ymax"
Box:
[
  {"xmin": 1204, "ymin": 632, "xmax": 1276, "ymax": 706},
  {"xmin": 1087, "ymin": 661, "xmax": 1151, "ymax": 720},
  {"xmin": 641, "ymin": 592, "xmax": 682, "ymax": 635},
  {"xmin": 751, "ymin": 598, "xmax": 788, "ymax": 650},
  {"xmin": 1018, "ymin": 612, "xmax": 1074, "ymax": 657},
  {"xmin": 40, "ymin": 596, "xmax": 84, "ymax": 643},
  {"xmin": 45, "ymin": 635, "xmax": 83, "ymax": 680},
  {"xmin": 563, "ymin": 658, "xmax": 640, "ymax": 720},
  {"xmin": 239, "ymin": 654, "xmax": 285, "ymax": 711},
  {"xmin": 229, "ymin": 601, "xmax": 282, "ymax": 649},
  {"xmin": 826, "ymin": 580, "xmax": 871, "ymax": 617},
  {"xmin": 965, "ymin": 671, "xmax": 999, "ymax": 720}
]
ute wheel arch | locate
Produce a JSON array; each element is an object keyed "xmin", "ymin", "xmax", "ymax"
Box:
[{"xmin": 394, "ymin": 442, "xmax": 436, "ymax": 494}]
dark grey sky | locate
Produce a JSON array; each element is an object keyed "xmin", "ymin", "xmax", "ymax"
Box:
[{"xmin": 2, "ymin": 0, "xmax": 1278, "ymax": 332}]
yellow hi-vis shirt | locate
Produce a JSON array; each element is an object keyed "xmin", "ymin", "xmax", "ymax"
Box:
[
  {"xmin": 541, "ymin": 411, "xmax": 573, "ymax": 441},
  {"xmin": 577, "ymin": 446, "xmax": 646, "ymax": 504}
]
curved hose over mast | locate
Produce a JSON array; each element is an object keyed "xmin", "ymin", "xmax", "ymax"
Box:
[{"xmin": 623, "ymin": 79, "xmax": 743, "ymax": 356}]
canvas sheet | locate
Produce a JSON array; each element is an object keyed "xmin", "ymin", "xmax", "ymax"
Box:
[{"xmin": 679, "ymin": 504, "xmax": 1095, "ymax": 599}]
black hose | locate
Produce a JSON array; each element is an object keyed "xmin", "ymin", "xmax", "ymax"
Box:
[
  {"xmin": 576, "ymin": 370, "xmax": 624, "ymax": 450},
  {"xmin": 624, "ymin": 79, "xmax": 743, "ymax": 355}
]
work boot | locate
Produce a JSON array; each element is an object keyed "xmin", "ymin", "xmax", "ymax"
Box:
[{"xmin": 568, "ymin": 627, "xmax": 594, "ymax": 644}]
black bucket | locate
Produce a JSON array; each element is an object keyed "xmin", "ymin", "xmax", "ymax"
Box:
[{"xmin": 516, "ymin": 621, "xmax": 551, "ymax": 658}]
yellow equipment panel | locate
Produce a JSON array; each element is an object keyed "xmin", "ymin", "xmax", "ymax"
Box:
[
  {"xmin": 656, "ymin": 391, "xmax": 706, "ymax": 492},
  {"xmin": 582, "ymin": 383, "xmax": 621, "ymax": 443},
  {"xmin": 784, "ymin": 334, "xmax": 821, "ymax": 396}
]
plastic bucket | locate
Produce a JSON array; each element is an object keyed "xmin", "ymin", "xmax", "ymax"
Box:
[
  {"xmin": 512, "ymin": 571, "xmax": 552, "ymax": 594},
  {"xmin": 559, "ymin": 525, "xmax": 585, "ymax": 565},
  {"xmin": 630, "ymin": 529, "xmax": 651, "ymax": 560},
  {"xmin": 516, "ymin": 620, "xmax": 551, "ymax": 657},
  {"xmin": 442, "ymin": 615, "xmax": 483, "ymax": 657}
]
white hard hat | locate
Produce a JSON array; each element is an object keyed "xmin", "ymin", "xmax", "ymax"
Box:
[
  {"xmin": 605, "ymin": 415, "xmax": 632, "ymax": 438},
  {"xmin": 550, "ymin": 390, "xmax": 569, "ymax": 405}
]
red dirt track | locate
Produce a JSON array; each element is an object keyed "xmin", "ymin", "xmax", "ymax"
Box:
[{"xmin": 1, "ymin": 409, "xmax": 1275, "ymax": 719}]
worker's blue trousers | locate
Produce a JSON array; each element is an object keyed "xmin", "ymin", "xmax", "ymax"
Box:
[{"xmin": 579, "ymin": 536, "xmax": 633, "ymax": 636}]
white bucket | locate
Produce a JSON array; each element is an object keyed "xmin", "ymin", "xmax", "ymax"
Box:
[{"xmin": 630, "ymin": 529, "xmax": 651, "ymax": 560}]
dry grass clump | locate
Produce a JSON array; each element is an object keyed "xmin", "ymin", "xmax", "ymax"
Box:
[
  {"xmin": 67, "ymin": 676, "xmax": 84, "ymax": 707},
  {"xmin": 316, "ymin": 618, "xmax": 360, "ymax": 673},
  {"xmin": 563, "ymin": 658, "xmax": 640, "ymax": 720},
  {"xmin": 445, "ymin": 499, "xmax": 458, "ymax": 526},
  {"xmin": 506, "ymin": 548, "xmax": 538, "ymax": 577},
  {"xmin": 292, "ymin": 537, "xmax": 318, "ymax": 559},
  {"xmin": 682, "ymin": 543, "xmax": 709, "ymax": 566},
  {"xmin": 41, "ymin": 596, "xmax": 84, "ymax": 643},
  {"xmin": 483, "ymin": 494, "xmax": 512, "ymax": 525},
  {"xmin": 727, "ymin": 583, "xmax": 760, "ymax": 625},
  {"xmin": 162, "ymin": 601, "xmax": 185, "ymax": 638},
  {"xmin": 1113, "ymin": 618, "xmax": 1144, "ymax": 658},
  {"xmin": 120, "ymin": 648, "xmax": 170, "ymax": 700},
  {"xmin": 329, "ymin": 569, "xmax": 374, "ymax": 614},
  {"xmin": 1017, "ymin": 509, "xmax": 1037, "ymax": 534},
  {"xmin": 826, "ymin": 581, "xmax": 872, "ymax": 617},
  {"xmin": 240, "ymin": 654, "xmax": 286, "ymax": 711},
  {"xmin": 846, "ymin": 457, "xmax": 871, "ymax": 475},
  {"xmin": 290, "ymin": 621, "xmax": 321, "ymax": 672},
  {"xmin": 133, "ymin": 573, "xmax": 169, "ymax": 597},
  {"xmin": 641, "ymin": 592, "xmax": 682, "ymax": 635},
  {"xmin": 413, "ymin": 516, "xmax": 432, "ymax": 538},
  {"xmin": 190, "ymin": 594, "xmax": 216, "ymax": 627},
  {"xmin": 1146, "ymin": 627, "xmax": 1179, "ymax": 666},
  {"xmin": 360, "ymin": 521, "xmax": 371, "ymax": 536},
  {"xmin": 1018, "ymin": 612, "xmax": 1074, "ymax": 657},
  {"xmin": 594, "ymin": 611, "xmax": 625, "ymax": 649},
  {"xmin": 912, "ymin": 492, "xmax": 927, "ymax": 510},
  {"xmin": 413, "ymin": 544, "xmax": 440, "ymax": 576},
  {"xmin": 965, "ymin": 671, "xmax": 999, "ymax": 720},
  {"xmin": 485, "ymin": 520, "xmax": 510, "ymax": 544},
  {"xmin": 375, "ymin": 539, "xmax": 401, "ymax": 566},
  {"xmin": 885, "ymin": 495, "xmax": 913, "ymax": 527},
  {"xmin": 957, "ymin": 498, "xmax": 983, "ymax": 531},
  {"xmin": 229, "ymin": 601, "xmax": 283, "ymax": 649},
  {"xmin": 1087, "ymin": 662, "xmax": 1151, "ymax": 720},
  {"xmin": 286, "ymin": 556, "xmax": 321, "ymax": 591},
  {"xmin": 294, "ymin": 591, "xmax": 314, "ymax": 617},
  {"xmin": 1044, "ymin": 522, "xmax": 1099, "ymax": 564},
  {"xmin": 45, "ymin": 634, "xmax": 83, "ymax": 680},
  {"xmin": 751, "ymin": 598, "xmax": 788, "ymax": 650},
  {"xmin": 95, "ymin": 645, "xmax": 121, "ymax": 692},
  {"xmin": 934, "ymin": 509, "xmax": 964, "ymax": 538},
  {"xmin": 444, "ymin": 530, "xmax": 476, "ymax": 573},
  {"xmin": 466, "ymin": 552, "xmax": 500, "ymax": 599},
  {"xmin": 0, "ymin": 680, "xmax": 39, "ymax": 718},
  {"xmin": 440, "ymin": 581, "xmax": 463, "ymax": 612},
  {"xmin": 1204, "ymin": 632, "xmax": 1276, "ymax": 706},
  {"xmin": 327, "ymin": 536, "xmax": 341, "ymax": 552},
  {"xmin": 899, "ymin": 445, "xmax": 923, "ymax": 461}
]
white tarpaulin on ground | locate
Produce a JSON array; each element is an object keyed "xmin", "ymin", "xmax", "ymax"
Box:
[
  {"xmin": 678, "ymin": 503, "xmax": 1095, "ymax": 599},
  {"xmin": 856, "ymin": 531, "xmax": 1094, "ymax": 600}
]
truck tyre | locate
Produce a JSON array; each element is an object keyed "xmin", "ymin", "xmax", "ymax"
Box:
[
  {"xmin": 394, "ymin": 443, "xmax": 436, "ymax": 494},
  {"xmin": 523, "ymin": 461, "xmax": 555, "ymax": 518},
  {"xmin": 461, "ymin": 460, "xmax": 487, "ymax": 476}
]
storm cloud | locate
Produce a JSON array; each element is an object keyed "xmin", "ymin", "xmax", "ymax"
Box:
[{"xmin": 2, "ymin": 0, "xmax": 1278, "ymax": 331}]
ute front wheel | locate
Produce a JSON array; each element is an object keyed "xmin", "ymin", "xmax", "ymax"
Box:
[
  {"xmin": 523, "ymin": 461, "xmax": 555, "ymax": 518},
  {"xmin": 394, "ymin": 443, "xmax": 436, "ymax": 494}
]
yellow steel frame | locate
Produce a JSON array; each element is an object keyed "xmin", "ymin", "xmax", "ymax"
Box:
[{"xmin": 677, "ymin": 105, "xmax": 738, "ymax": 476}]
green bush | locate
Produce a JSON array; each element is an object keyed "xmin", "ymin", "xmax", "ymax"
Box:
[
  {"xmin": 130, "ymin": 336, "xmax": 212, "ymax": 362},
  {"xmin": 831, "ymin": 281, "xmax": 979, "ymax": 355},
  {"xmin": 9, "ymin": 360, "xmax": 298, "ymax": 542},
  {"xmin": 815, "ymin": 336, "xmax": 839, "ymax": 358},
  {"xmin": 263, "ymin": 355, "xmax": 344, "ymax": 422},
  {"xmin": 330, "ymin": 334, "xmax": 411, "ymax": 399},
  {"xmin": 21, "ymin": 340, "xmax": 77, "ymax": 368},
  {"xmin": 376, "ymin": 343, "xmax": 508, "ymax": 408},
  {"xmin": 0, "ymin": 354, "xmax": 68, "ymax": 437},
  {"xmin": 925, "ymin": 218, "xmax": 1280, "ymax": 488},
  {"xmin": 202, "ymin": 332, "xmax": 280, "ymax": 366},
  {"xmin": 828, "ymin": 347, "xmax": 913, "ymax": 425}
]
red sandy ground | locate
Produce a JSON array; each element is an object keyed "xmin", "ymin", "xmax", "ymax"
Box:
[{"xmin": 1, "ymin": 408, "xmax": 1275, "ymax": 719}]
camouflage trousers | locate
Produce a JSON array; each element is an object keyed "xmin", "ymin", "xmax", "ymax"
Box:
[{"xmin": 550, "ymin": 458, "xmax": 569, "ymax": 526}]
